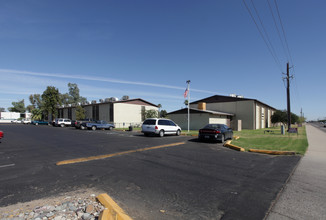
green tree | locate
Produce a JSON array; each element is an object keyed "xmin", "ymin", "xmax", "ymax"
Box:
[
  {"xmin": 29, "ymin": 94, "xmax": 43, "ymax": 109},
  {"xmin": 160, "ymin": 109, "xmax": 168, "ymax": 118},
  {"xmin": 26, "ymin": 105, "xmax": 34, "ymax": 113},
  {"xmin": 42, "ymin": 86, "xmax": 61, "ymax": 120},
  {"xmin": 145, "ymin": 109, "xmax": 158, "ymax": 119},
  {"xmin": 271, "ymin": 110, "xmax": 300, "ymax": 128},
  {"xmin": 31, "ymin": 108, "xmax": 43, "ymax": 120},
  {"xmin": 8, "ymin": 99, "xmax": 26, "ymax": 113},
  {"xmin": 0, "ymin": 107, "xmax": 5, "ymax": 112},
  {"xmin": 291, "ymin": 113, "xmax": 299, "ymax": 124},
  {"xmin": 68, "ymin": 83, "xmax": 87, "ymax": 104},
  {"xmin": 75, "ymin": 105, "xmax": 85, "ymax": 120},
  {"xmin": 59, "ymin": 93, "xmax": 70, "ymax": 106}
]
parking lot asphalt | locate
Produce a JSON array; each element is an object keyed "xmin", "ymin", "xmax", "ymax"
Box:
[{"xmin": 0, "ymin": 124, "xmax": 300, "ymax": 220}]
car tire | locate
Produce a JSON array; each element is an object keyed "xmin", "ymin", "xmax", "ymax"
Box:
[
  {"xmin": 144, "ymin": 133, "xmax": 149, "ymax": 137},
  {"xmin": 159, "ymin": 130, "xmax": 164, "ymax": 137},
  {"xmin": 80, "ymin": 125, "xmax": 85, "ymax": 130},
  {"xmin": 35, "ymin": 123, "xmax": 38, "ymax": 126},
  {"xmin": 176, "ymin": 130, "xmax": 181, "ymax": 136},
  {"xmin": 220, "ymin": 134, "xmax": 225, "ymax": 143},
  {"xmin": 92, "ymin": 126, "xmax": 97, "ymax": 131},
  {"xmin": 60, "ymin": 124, "xmax": 65, "ymax": 128},
  {"xmin": 108, "ymin": 126, "xmax": 113, "ymax": 130}
]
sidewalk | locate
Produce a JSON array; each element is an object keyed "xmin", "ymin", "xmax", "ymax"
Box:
[{"xmin": 267, "ymin": 124, "xmax": 326, "ymax": 220}]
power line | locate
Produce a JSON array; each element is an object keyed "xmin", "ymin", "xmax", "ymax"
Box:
[
  {"xmin": 250, "ymin": 0, "xmax": 282, "ymax": 67},
  {"xmin": 273, "ymin": 0, "xmax": 293, "ymax": 64},
  {"xmin": 242, "ymin": 0, "xmax": 283, "ymax": 71},
  {"xmin": 267, "ymin": 0, "xmax": 289, "ymax": 62}
]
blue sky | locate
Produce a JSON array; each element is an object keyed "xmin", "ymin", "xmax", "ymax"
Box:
[{"xmin": 0, "ymin": 0, "xmax": 325, "ymax": 120}]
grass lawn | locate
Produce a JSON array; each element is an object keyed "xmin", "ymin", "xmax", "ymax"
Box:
[
  {"xmin": 232, "ymin": 126, "xmax": 308, "ymax": 155},
  {"xmin": 181, "ymin": 130, "xmax": 199, "ymax": 136}
]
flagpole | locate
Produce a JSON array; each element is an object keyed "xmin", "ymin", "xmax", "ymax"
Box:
[{"xmin": 186, "ymin": 80, "xmax": 191, "ymax": 133}]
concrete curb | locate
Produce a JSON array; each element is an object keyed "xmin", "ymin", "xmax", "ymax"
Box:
[
  {"xmin": 223, "ymin": 140, "xmax": 245, "ymax": 152},
  {"xmin": 97, "ymin": 193, "xmax": 132, "ymax": 220},
  {"xmin": 233, "ymin": 136, "xmax": 240, "ymax": 140},
  {"xmin": 249, "ymin": 149, "xmax": 296, "ymax": 155},
  {"xmin": 224, "ymin": 143, "xmax": 245, "ymax": 152}
]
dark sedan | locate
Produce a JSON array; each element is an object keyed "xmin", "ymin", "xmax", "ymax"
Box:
[
  {"xmin": 31, "ymin": 120, "xmax": 49, "ymax": 126},
  {"xmin": 198, "ymin": 124, "xmax": 233, "ymax": 143}
]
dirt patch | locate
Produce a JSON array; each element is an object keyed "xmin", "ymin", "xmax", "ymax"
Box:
[{"xmin": 0, "ymin": 188, "xmax": 105, "ymax": 218}]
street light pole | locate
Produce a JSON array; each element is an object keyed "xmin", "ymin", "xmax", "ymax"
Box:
[{"xmin": 186, "ymin": 80, "xmax": 191, "ymax": 133}]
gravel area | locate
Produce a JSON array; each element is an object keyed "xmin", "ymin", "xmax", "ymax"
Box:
[{"xmin": 0, "ymin": 189, "xmax": 106, "ymax": 220}]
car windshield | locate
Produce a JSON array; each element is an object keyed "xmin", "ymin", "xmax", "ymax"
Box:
[
  {"xmin": 203, "ymin": 124, "xmax": 222, "ymax": 129},
  {"xmin": 143, "ymin": 119, "xmax": 156, "ymax": 125}
]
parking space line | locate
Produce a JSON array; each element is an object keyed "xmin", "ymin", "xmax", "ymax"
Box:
[
  {"xmin": 56, "ymin": 142, "xmax": 185, "ymax": 166},
  {"xmin": 0, "ymin": 164, "xmax": 15, "ymax": 168}
]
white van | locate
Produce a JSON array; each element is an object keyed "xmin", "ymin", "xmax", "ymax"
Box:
[{"xmin": 141, "ymin": 118, "xmax": 181, "ymax": 137}]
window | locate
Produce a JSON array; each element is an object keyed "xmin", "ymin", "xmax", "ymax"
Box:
[
  {"xmin": 158, "ymin": 120, "xmax": 169, "ymax": 126},
  {"xmin": 68, "ymin": 108, "xmax": 72, "ymax": 119},
  {"xmin": 169, "ymin": 120, "xmax": 176, "ymax": 126},
  {"xmin": 92, "ymin": 105, "xmax": 99, "ymax": 120},
  {"xmin": 143, "ymin": 119, "xmax": 156, "ymax": 125}
]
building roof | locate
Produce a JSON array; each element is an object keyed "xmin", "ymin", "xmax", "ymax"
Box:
[
  {"xmin": 113, "ymin": 98, "xmax": 158, "ymax": 107},
  {"xmin": 190, "ymin": 95, "xmax": 276, "ymax": 110},
  {"xmin": 167, "ymin": 108, "xmax": 234, "ymax": 116}
]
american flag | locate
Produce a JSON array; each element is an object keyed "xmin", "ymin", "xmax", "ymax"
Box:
[{"xmin": 183, "ymin": 88, "xmax": 188, "ymax": 98}]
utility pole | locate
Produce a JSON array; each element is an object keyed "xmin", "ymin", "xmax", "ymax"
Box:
[
  {"xmin": 284, "ymin": 62, "xmax": 293, "ymax": 130},
  {"xmin": 300, "ymin": 108, "xmax": 303, "ymax": 119}
]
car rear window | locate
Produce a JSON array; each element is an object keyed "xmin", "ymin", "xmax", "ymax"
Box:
[
  {"xmin": 204, "ymin": 124, "xmax": 222, "ymax": 129},
  {"xmin": 143, "ymin": 119, "xmax": 156, "ymax": 125}
]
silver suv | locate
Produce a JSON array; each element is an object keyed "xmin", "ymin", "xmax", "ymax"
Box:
[
  {"xmin": 141, "ymin": 118, "xmax": 182, "ymax": 137},
  {"xmin": 54, "ymin": 118, "xmax": 71, "ymax": 127}
]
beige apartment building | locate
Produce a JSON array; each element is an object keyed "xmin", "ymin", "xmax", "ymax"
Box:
[
  {"xmin": 168, "ymin": 95, "xmax": 276, "ymax": 130},
  {"xmin": 57, "ymin": 98, "xmax": 158, "ymax": 128}
]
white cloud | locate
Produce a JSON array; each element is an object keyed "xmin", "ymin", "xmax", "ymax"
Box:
[{"xmin": 0, "ymin": 69, "xmax": 217, "ymax": 94}]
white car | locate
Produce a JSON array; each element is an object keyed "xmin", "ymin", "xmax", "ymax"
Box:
[
  {"xmin": 22, "ymin": 119, "xmax": 31, "ymax": 124},
  {"xmin": 54, "ymin": 118, "xmax": 72, "ymax": 127},
  {"xmin": 11, "ymin": 119, "xmax": 22, "ymax": 123},
  {"xmin": 141, "ymin": 118, "xmax": 181, "ymax": 137}
]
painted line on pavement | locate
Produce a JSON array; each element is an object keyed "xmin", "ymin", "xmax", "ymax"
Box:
[
  {"xmin": 0, "ymin": 164, "xmax": 15, "ymax": 168},
  {"xmin": 97, "ymin": 193, "xmax": 133, "ymax": 220},
  {"xmin": 56, "ymin": 142, "xmax": 185, "ymax": 166}
]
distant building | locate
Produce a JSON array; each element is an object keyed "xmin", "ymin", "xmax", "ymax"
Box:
[
  {"xmin": 168, "ymin": 95, "xmax": 277, "ymax": 130},
  {"xmin": 57, "ymin": 98, "xmax": 158, "ymax": 128},
  {"xmin": 0, "ymin": 112, "xmax": 31, "ymax": 122}
]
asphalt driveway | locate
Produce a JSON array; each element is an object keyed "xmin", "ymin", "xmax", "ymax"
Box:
[{"xmin": 0, "ymin": 124, "xmax": 300, "ymax": 219}]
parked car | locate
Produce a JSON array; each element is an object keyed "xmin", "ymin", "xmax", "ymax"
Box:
[
  {"xmin": 0, "ymin": 130, "xmax": 3, "ymax": 140},
  {"xmin": 74, "ymin": 119, "xmax": 95, "ymax": 130},
  {"xmin": 198, "ymin": 124, "xmax": 233, "ymax": 143},
  {"xmin": 141, "ymin": 118, "xmax": 181, "ymax": 137},
  {"xmin": 82, "ymin": 120, "xmax": 115, "ymax": 130},
  {"xmin": 11, "ymin": 119, "xmax": 22, "ymax": 123},
  {"xmin": 31, "ymin": 120, "xmax": 49, "ymax": 125},
  {"xmin": 53, "ymin": 118, "xmax": 72, "ymax": 127},
  {"xmin": 22, "ymin": 119, "xmax": 31, "ymax": 124}
]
